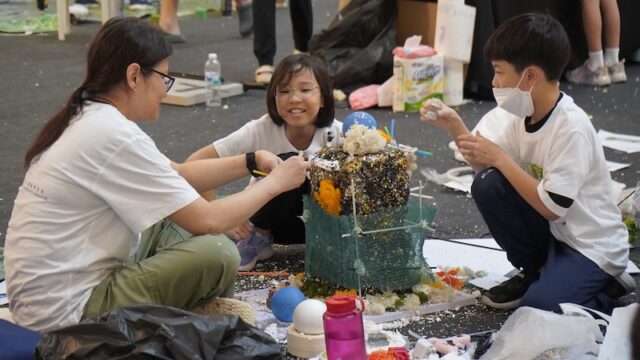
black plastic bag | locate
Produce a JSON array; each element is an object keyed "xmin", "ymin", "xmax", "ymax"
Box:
[
  {"xmin": 309, "ymin": 0, "xmax": 396, "ymax": 91},
  {"xmin": 34, "ymin": 304, "xmax": 282, "ymax": 360}
]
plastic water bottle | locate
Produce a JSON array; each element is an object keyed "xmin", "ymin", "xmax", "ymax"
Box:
[
  {"xmin": 204, "ymin": 53, "xmax": 222, "ymax": 107},
  {"xmin": 323, "ymin": 295, "xmax": 367, "ymax": 360}
]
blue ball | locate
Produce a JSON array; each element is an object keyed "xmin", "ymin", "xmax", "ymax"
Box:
[
  {"xmin": 342, "ymin": 111, "xmax": 377, "ymax": 134},
  {"xmin": 271, "ymin": 286, "xmax": 306, "ymax": 322}
]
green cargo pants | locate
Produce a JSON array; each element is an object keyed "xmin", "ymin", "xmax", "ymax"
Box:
[{"xmin": 83, "ymin": 219, "xmax": 239, "ymax": 318}]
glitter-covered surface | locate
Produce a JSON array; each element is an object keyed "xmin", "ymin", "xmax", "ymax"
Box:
[{"xmin": 309, "ymin": 146, "xmax": 411, "ymax": 215}]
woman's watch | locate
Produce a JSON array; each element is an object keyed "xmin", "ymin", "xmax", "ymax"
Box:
[{"xmin": 246, "ymin": 152, "xmax": 259, "ymax": 177}]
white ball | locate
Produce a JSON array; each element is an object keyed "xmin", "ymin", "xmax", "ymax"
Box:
[{"xmin": 293, "ymin": 299, "xmax": 327, "ymax": 335}]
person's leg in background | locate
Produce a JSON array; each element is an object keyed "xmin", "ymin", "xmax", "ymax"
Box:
[
  {"xmin": 159, "ymin": 0, "xmax": 186, "ymax": 43},
  {"xmin": 601, "ymin": 0, "xmax": 626, "ymax": 82},
  {"xmin": 235, "ymin": 0, "xmax": 253, "ymax": 37},
  {"xmin": 471, "ymin": 167, "xmax": 551, "ymax": 309},
  {"xmin": 289, "ymin": 0, "xmax": 313, "ymax": 54},
  {"xmin": 82, "ymin": 220, "xmax": 240, "ymax": 318},
  {"xmin": 252, "ymin": 0, "xmax": 276, "ymax": 83},
  {"xmin": 566, "ymin": 0, "xmax": 626, "ymax": 85}
]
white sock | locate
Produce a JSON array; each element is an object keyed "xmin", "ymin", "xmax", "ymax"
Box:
[
  {"xmin": 604, "ymin": 48, "xmax": 620, "ymax": 67},
  {"xmin": 588, "ymin": 51, "xmax": 604, "ymax": 70}
]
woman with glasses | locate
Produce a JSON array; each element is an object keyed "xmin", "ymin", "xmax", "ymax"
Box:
[
  {"xmin": 187, "ymin": 54, "xmax": 341, "ymax": 271},
  {"xmin": 3, "ymin": 17, "xmax": 308, "ymax": 333}
]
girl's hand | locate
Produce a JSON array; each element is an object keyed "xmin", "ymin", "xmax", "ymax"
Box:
[
  {"xmin": 255, "ymin": 150, "xmax": 281, "ymax": 173},
  {"xmin": 419, "ymin": 99, "xmax": 463, "ymax": 131},
  {"xmin": 226, "ymin": 222, "xmax": 254, "ymax": 241},
  {"xmin": 456, "ymin": 131, "xmax": 506, "ymax": 167},
  {"xmin": 267, "ymin": 156, "xmax": 309, "ymax": 193}
]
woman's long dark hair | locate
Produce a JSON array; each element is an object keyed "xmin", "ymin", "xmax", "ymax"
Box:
[{"xmin": 24, "ymin": 17, "xmax": 172, "ymax": 168}]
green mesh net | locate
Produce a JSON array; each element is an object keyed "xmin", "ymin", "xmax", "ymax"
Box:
[{"xmin": 304, "ymin": 194, "xmax": 436, "ymax": 292}]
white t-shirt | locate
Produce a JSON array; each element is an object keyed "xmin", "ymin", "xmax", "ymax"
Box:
[
  {"xmin": 496, "ymin": 93, "xmax": 628, "ymax": 276},
  {"xmin": 213, "ymin": 114, "xmax": 343, "ymax": 157},
  {"xmin": 4, "ymin": 102, "xmax": 199, "ymax": 332}
]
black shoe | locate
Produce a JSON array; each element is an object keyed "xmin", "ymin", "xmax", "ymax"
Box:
[
  {"xmin": 481, "ymin": 272, "xmax": 538, "ymax": 310},
  {"xmin": 604, "ymin": 271, "xmax": 636, "ymax": 299}
]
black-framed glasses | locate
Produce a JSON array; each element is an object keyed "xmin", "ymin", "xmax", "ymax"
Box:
[{"xmin": 144, "ymin": 68, "xmax": 175, "ymax": 92}]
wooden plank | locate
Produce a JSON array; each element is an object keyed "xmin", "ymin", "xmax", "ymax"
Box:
[{"xmin": 162, "ymin": 77, "xmax": 244, "ymax": 106}]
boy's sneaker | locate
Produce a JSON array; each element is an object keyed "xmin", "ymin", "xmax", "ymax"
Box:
[
  {"xmin": 481, "ymin": 272, "xmax": 538, "ymax": 310},
  {"xmin": 604, "ymin": 271, "xmax": 636, "ymax": 299},
  {"xmin": 608, "ymin": 60, "xmax": 627, "ymax": 83},
  {"xmin": 237, "ymin": 231, "xmax": 274, "ymax": 271},
  {"xmin": 191, "ymin": 297, "xmax": 257, "ymax": 325},
  {"xmin": 566, "ymin": 61, "xmax": 611, "ymax": 86}
]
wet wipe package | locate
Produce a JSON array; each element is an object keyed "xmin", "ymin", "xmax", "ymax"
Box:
[{"xmin": 35, "ymin": 304, "xmax": 282, "ymax": 360}]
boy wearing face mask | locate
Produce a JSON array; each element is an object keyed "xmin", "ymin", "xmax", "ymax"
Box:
[{"xmin": 420, "ymin": 13, "xmax": 632, "ymax": 314}]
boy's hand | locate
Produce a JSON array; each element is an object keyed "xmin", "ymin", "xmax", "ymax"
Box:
[
  {"xmin": 456, "ymin": 131, "xmax": 506, "ymax": 167},
  {"xmin": 419, "ymin": 99, "xmax": 463, "ymax": 131}
]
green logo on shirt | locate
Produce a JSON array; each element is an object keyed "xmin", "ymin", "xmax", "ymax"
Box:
[{"xmin": 529, "ymin": 163, "xmax": 543, "ymax": 180}]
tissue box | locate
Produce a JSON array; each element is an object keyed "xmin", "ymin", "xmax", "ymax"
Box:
[{"xmin": 392, "ymin": 53, "xmax": 444, "ymax": 112}]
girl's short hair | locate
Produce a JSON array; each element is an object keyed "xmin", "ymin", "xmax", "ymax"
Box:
[{"xmin": 266, "ymin": 54, "xmax": 335, "ymax": 128}]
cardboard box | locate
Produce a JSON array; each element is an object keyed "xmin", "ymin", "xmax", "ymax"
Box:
[{"xmin": 396, "ymin": 0, "xmax": 437, "ymax": 47}]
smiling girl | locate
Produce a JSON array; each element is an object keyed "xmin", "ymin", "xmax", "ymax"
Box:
[{"xmin": 187, "ymin": 54, "xmax": 342, "ymax": 271}]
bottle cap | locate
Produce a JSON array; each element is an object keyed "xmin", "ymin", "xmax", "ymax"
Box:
[
  {"xmin": 325, "ymin": 295, "xmax": 363, "ymax": 315},
  {"xmin": 209, "ymin": 53, "xmax": 217, "ymax": 59}
]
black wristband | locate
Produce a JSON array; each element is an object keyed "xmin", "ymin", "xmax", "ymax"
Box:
[{"xmin": 246, "ymin": 152, "xmax": 259, "ymax": 177}]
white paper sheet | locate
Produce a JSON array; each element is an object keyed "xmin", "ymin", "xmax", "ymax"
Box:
[
  {"xmin": 597, "ymin": 303, "xmax": 639, "ymax": 360},
  {"xmin": 606, "ymin": 160, "xmax": 631, "ymax": 172},
  {"xmin": 434, "ymin": 0, "xmax": 476, "ymax": 62},
  {"xmin": 423, "ymin": 239, "xmax": 515, "ymax": 280},
  {"xmin": 598, "ymin": 129, "xmax": 640, "ymax": 153},
  {"xmin": 423, "ymin": 239, "xmax": 639, "ymax": 290}
]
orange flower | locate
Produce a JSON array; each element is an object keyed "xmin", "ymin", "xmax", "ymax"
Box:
[
  {"xmin": 368, "ymin": 349, "xmax": 395, "ymax": 360},
  {"xmin": 435, "ymin": 267, "xmax": 465, "ymax": 290},
  {"xmin": 334, "ymin": 289, "xmax": 357, "ymax": 296},
  {"xmin": 313, "ymin": 179, "xmax": 342, "ymax": 215}
]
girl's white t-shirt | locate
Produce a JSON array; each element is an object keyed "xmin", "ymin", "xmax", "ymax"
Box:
[{"xmin": 213, "ymin": 114, "xmax": 343, "ymax": 157}]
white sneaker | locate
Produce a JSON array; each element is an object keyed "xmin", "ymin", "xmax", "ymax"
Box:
[
  {"xmin": 566, "ymin": 60, "xmax": 611, "ymax": 86},
  {"xmin": 608, "ymin": 59, "xmax": 627, "ymax": 83}
]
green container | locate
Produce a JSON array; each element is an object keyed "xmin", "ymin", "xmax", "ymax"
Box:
[{"xmin": 304, "ymin": 196, "xmax": 436, "ymax": 291}]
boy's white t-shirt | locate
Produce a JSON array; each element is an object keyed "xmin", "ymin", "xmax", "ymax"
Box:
[
  {"xmin": 213, "ymin": 114, "xmax": 343, "ymax": 157},
  {"xmin": 495, "ymin": 93, "xmax": 628, "ymax": 276},
  {"xmin": 4, "ymin": 102, "xmax": 199, "ymax": 332}
]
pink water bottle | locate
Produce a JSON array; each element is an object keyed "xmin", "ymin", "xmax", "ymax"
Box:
[{"xmin": 323, "ymin": 295, "xmax": 367, "ymax": 360}]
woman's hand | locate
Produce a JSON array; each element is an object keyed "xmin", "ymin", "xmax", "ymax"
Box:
[
  {"xmin": 419, "ymin": 99, "xmax": 464, "ymax": 132},
  {"xmin": 255, "ymin": 150, "xmax": 281, "ymax": 173},
  {"xmin": 456, "ymin": 131, "xmax": 506, "ymax": 168},
  {"xmin": 226, "ymin": 222, "xmax": 254, "ymax": 241},
  {"xmin": 266, "ymin": 155, "xmax": 309, "ymax": 193}
]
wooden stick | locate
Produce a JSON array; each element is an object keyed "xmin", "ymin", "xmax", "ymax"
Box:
[{"xmin": 237, "ymin": 271, "xmax": 290, "ymax": 277}]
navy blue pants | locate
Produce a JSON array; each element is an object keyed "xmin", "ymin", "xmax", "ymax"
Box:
[{"xmin": 471, "ymin": 167, "xmax": 616, "ymax": 313}]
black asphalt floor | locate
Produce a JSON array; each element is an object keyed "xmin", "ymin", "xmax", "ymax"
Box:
[{"xmin": 1, "ymin": 1, "xmax": 639, "ymax": 357}]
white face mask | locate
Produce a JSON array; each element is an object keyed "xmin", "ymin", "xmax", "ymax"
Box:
[{"xmin": 492, "ymin": 71, "xmax": 534, "ymax": 118}]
